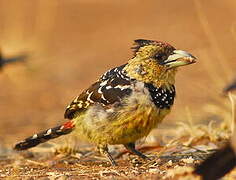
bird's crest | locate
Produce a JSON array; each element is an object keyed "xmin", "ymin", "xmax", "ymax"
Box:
[{"xmin": 131, "ymin": 39, "xmax": 173, "ymax": 55}]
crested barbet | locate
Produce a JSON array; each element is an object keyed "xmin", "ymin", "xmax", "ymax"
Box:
[{"xmin": 14, "ymin": 39, "xmax": 196, "ymax": 165}]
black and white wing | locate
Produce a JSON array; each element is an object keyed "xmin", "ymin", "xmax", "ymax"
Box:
[{"xmin": 64, "ymin": 64, "xmax": 134, "ymax": 119}]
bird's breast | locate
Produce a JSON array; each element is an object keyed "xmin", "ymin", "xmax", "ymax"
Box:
[
  {"xmin": 105, "ymin": 83, "xmax": 173, "ymax": 144},
  {"xmin": 74, "ymin": 82, "xmax": 175, "ymax": 145}
]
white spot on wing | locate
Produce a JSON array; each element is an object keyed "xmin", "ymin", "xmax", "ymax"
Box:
[
  {"xmin": 98, "ymin": 86, "xmax": 103, "ymax": 93},
  {"xmin": 100, "ymin": 80, "xmax": 108, "ymax": 87},
  {"xmin": 77, "ymin": 103, "xmax": 83, "ymax": 108},
  {"xmin": 73, "ymin": 96, "xmax": 79, "ymax": 103},
  {"xmin": 84, "ymin": 101, "xmax": 90, "ymax": 107},
  {"xmin": 106, "ymin": 85, "xmax": 112, "ymax": 89},
  {"xmin": 101, "ymin": 94, "xmax": 108, "ymax": 103},
  {"xmin": 87, "ymin": 92, "xmax": 94, "ymax": 103},
  {"xmin": 114, "ymin": 85, "xmax": 131, "ymax": 90},
  {"xmin": 32, "ymin": 134, "xmax": 38, "ymax": 139},
  {"xmin": 45, "ymin": 129, "xmax": 52, "ymax": 135}
]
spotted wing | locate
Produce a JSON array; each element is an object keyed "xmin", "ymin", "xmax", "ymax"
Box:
[
  {"xmin": 100, "ymin": 63, "xmax": 128, "ymax": 81},
  {"xmin": 64, "ymin": 65, "xmax": 133, "ymax": 119}
]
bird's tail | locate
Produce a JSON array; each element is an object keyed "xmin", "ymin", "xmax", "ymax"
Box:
[{"xmin": 14, "ymin": 120, "xmax": 75, "ymax": 151}]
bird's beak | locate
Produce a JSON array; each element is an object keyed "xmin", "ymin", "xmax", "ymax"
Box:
[{"xmin": 164, "ymin": 50, "xmax": 196, "ymax": 69}]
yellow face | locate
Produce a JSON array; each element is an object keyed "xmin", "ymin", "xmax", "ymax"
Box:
[
  {"xmin": 133, "ymin": 39, "xmax": 196, "ymax": 69},
  {"xmin": 125, "ymin": 39, "xmax": 196, "ymax": 88}
]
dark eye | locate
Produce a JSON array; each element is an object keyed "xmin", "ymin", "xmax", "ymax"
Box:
[{"xmin": 153, "ymin": 53, "xmax": 168, "ymax": 64}]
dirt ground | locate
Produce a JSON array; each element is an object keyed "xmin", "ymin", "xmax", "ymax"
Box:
[{"xmin": 0, "ymin": 0, "xmax": 236, "ymax": 179}]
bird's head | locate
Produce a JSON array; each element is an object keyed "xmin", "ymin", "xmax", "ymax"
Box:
[
  {"xmin": 125, "ymin": 39, "xmax": 196, "ymax": 88},
  {"xmin": 132, "ymin": 39, "xmax": 196, "ymax": 69}
]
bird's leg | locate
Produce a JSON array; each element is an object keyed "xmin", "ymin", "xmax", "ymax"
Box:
[
  {"xmin": 99, "ymin": 145, "xmax": 117, "ymax": 166},
  {"xmin": 124, "ymin": 142, "xmax": 148, "ymax": 159}
]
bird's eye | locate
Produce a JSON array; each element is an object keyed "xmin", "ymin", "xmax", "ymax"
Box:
[{"xmin": 153, "ymin": 53, "xmax": 168, "ymax": 64}]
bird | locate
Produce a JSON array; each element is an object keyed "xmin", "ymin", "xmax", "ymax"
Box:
[
  {"xmin": 194, "ymin": 78, "xmax": 236, "ymax": 180},
  {"xmin": 0, "ymin": 50, "xmax": 27, "ymax": 69},
  {"xmin": 14, "ymin": 39, "xmax": 196, "ymax": 165}
]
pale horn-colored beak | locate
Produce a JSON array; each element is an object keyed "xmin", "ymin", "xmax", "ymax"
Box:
[{"xmin": 164, "ymin": 50, "xmax": 196, "ymax": 69}]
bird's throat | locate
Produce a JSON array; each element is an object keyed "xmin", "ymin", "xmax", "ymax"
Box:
[{"xmin": 124, "ymin": 58, "xmax": 177, "ymax": 89}]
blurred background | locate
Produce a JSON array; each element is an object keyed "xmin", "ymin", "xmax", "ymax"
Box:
[{"xmin": 0, "ymin": 0, "xmax": 235, "ymax": 146}]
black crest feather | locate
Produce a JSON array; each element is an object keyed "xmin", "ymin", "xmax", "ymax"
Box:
[
  {"xmin": 131, "ymin": 39, "xmax": 156, "ymax": 54},
  {"xmin": 131, "ymin": 39, "xmax": 174, "ymax": 55}
]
